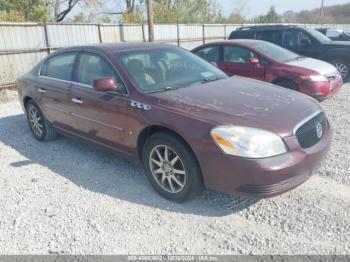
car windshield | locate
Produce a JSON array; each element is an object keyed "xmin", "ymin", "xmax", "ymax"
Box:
[
  {"xmin": 250, "ymin": 41, "xmax": 300, "ymax": 62},
  {"xmin": 304, "ymin": 28, "xmax": 332, "ymax": 43},
  {"xmin": 117, "ymin": 48, "xmax": 227, "ymax": 93}
]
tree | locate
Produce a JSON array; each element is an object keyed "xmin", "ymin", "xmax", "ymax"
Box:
[
  {"xmin": 282, "ymin": 10, "xmax": 297, "ymax": 23},
  {"xmin": 255, "ymin": 6, "xmax": 281, "ymax": 23},
  {"xmin": 125, "ymin": 0, "xmax": 137, "ymax": 13},
  {"xmin": 52, "ymin": 0, "xmax": 104, "ymax": 22},
  {"xmin": 53, "ymin": 0, "xmax": 80, "ymax": 22},
  {"xmin": 155, "ymin": 0, "xmax": 221, "ymax": 23},
  {"xmin": 120, "ymin": 0, "xmax": 224, "ymax": 24},
  {"xmin": 0, "ymin": 0, "xmax": 48, "ymax": 21}
]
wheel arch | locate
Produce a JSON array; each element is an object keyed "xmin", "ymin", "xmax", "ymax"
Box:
[
  {"xmin": 23, "ymin": 96, "xmax": 33, "ymax": 109},
  {"xmin": 138, "ymin": 126, "xmax": 192, "ymax": 160},
  {"xmin": 272, "ymin": 78, "xmax": 299, "ymax": 90}
]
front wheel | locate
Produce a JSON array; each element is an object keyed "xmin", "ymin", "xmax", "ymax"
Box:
[
  {"xmin": 329, "ymin": 59, "xmax": 349, "ymax": 81},
  {"xmin": 142, "ymin": 133, "xmax": 203, "ymax": 202}
]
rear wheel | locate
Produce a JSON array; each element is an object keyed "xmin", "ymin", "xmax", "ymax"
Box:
[
  {"xmin": 329, "ymin": 59, "xmax": 349, "ymax": 81},
  {"xmin": 142, "ymin": 133, "xmax": 203, "ymax": 202},
  {"xmin": 26, "ymin": 101, "xmax": 57, "ymax": 141},
  {"xmin": 275, "ymin": 79, "xmax": 299, "ymax": 92}
]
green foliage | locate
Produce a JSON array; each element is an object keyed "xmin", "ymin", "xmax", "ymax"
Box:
[
  {"xmin": 122, "ymin": 5, "xmax": 145, "ymax": 23},
  {"xmin": 0, "ymin": 0, "xmax": 48, "ymax": 22},
  {"xmin": 153, "ymin": 0, "xmax": 221, "ymax": 23},
  {"xmin": 122, "ymin": 0, "xmax": 225, "ymax": 24},
  {"xmin": 255, "ymin": 6, "xmax": 281, "ymax": 23},
  {"xmin": 282, "ymin": 3, "xmax": 350, "ymax": 24}
]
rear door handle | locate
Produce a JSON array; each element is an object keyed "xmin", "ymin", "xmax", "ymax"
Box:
[
  {"xmin": 38, "ymin": 88, "xmax": 46, "ymax": 94},
  {"xmin": 72, "ymin": 98, "xmax": 83, "ymax": 104}
]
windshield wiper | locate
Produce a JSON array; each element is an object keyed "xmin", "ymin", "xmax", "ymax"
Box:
[
  {"xmin": 164, "ymin": 86, "xmax": 179, "ymax": 91},
  {"xmin": 145, "ymin": 86, "xmax": 180, "ymax": 94},
  {"xmin": 202, "ymin": 75, "xmax": 226, "ymax": 83}
]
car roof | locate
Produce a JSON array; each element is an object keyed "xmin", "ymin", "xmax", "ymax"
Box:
[
  {"xmin": 57, "ymin": 42, "xmax": 175, "ymax": 54},
  {"xmin": 193, "ymin": 39, "xmax": 268, "ymax": 49},
  {"xmin": 234, "ymin": 24, "xmax": 300, "ymax": 31}
]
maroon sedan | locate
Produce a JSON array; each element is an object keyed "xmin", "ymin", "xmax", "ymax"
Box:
[
  {"xmin": 192, "ymin": 40, "xmax": 343, "ymax": 101},
  {"xmin": 17, "ymin": 43, "xmax": 332, "ymax": 202}
]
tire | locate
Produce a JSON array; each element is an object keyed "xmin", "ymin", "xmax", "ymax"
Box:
[
  {"xmin": 142, "ymin": 133, "xmax": 203, "ymax": 202},
  {"xmin": 329, "ymin": 58, "xmax": 349, "ymax": 81},
  {"xmin": 275, "ymin": 79, "xmax": 299, "ymax": 92},
  {"xmin": 26, "ymin": 101, "xmax": 57, "ymax": 141}
]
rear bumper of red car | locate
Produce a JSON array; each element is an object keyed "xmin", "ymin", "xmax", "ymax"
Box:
[{"xmin": 196, "ymin": 123, "xmax": 332, "ymax": 199}]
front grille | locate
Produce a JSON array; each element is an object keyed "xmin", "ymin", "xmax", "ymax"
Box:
[{"xmin": 295, "ymin": 112, "xmax": 327, "ymax": 149}]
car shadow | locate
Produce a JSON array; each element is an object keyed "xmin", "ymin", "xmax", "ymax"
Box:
[{"xmin": 0, "ymin": 113, "xmax": 258, "ymax": 217}]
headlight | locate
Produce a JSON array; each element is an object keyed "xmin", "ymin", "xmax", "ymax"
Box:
[
  {"xmin": 301, "ymin": 75, "xmax": 328, "ymax": 82},
  {"xmin": 211, "ymin": 125, "xmax": 287, "ymax": 158}
]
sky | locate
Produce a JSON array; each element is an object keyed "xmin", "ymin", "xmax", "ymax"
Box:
[{"xmin": 219, "ymin": 0, "xmax": 350, "ymax": 18}]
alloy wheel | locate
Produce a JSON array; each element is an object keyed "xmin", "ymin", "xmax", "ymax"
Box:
[
  {"xmin": 28, "ymin": 106, "xmax": 44, "ymax": 138},
  {"xmin": 149, "ymin": 145, "xmax": 186, "ymax": 194}
]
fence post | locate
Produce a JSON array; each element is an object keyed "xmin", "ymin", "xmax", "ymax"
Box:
[
  {"xmin": 224, "ymin": 24, "xmax": 227, "ymax": 39},
  {"xmin": 97, "ymin": 24, "xmax": 102, "ymax": 43},
  {"xmin": 43, "ymin": 22, "xmax": 50, "ymax": 54},
  {"xmin": 142, "ymin": 24, "xmax": 146, "ymax": 42},
  {"xmin": 177, "ymin": 22, "xmax": 180, "ymax": 47},
  {"xmin": 202, "ymin": 24, "xmax": 205, "ymax": 44}
]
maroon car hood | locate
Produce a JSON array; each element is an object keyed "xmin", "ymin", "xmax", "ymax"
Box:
[{"xmin": 147, "ymin": 76, "xmax": 322, "ymax": 137}]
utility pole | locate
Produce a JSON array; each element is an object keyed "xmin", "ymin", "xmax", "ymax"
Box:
[
  {"xmin": 147, "ymin": 0, "xmax": 154, "ymax": 42},
  {"xmin": 319, "ymin": 0, "xmax": 325, "ymax": 20}
]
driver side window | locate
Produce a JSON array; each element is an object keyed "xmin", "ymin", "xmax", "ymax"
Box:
[
  {"xmin": 77, "ymin": 53, "xmax": 125, "ymax": 93},
  {"xmin": 282, "ymin": 31, "xmax": 312, "ymax": 48},
  {"xmin": 223, "ymin": 46, "xmax": 256, "ymax": 63}
]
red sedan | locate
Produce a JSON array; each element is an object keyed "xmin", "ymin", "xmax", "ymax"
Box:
[
  {"xmin": 192, "ymin": 40, "xmax": 343, "ymax": 101},
  {"xmin": 17, "ymin": 43, "xmax": 331, "ymax": 202}
]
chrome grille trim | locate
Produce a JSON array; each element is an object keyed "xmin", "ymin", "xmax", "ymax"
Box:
[{"xmin": 292, "ymin": 110, "xmax": 322, "ymax": 135}]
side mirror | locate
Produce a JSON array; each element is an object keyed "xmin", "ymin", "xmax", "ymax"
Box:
[
  {"xmin": 93, "ymin": 78, "xmax": 118, "ymax": 92},
  {"xmin": 210, "ymin": 61, "xmax": 218, "ymax": 67},
  {"xmin": 249, "ymin": 57, "xmax": 260, "ymax": 66}
]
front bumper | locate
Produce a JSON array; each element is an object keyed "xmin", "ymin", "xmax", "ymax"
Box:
[
  {"xmin": 196, "ymin": 123, "xmax": 332, "ymax": 198},
  {"xmin": 300, "ymin": 77, "xmax": 343, "ymax": 101}
]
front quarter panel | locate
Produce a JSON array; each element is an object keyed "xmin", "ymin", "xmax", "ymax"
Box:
[
  {"xmin": 126, "ymin": 100, "xmax": 216, "ymax": 163},
  {"xmin": 320, "ymin": 47, "xmax": 350, "ymax": 62}
]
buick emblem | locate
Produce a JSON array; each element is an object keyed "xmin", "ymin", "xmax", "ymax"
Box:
[{"xmin": 316, "ymin": 122, "xmax": 323, "ymax": 139}]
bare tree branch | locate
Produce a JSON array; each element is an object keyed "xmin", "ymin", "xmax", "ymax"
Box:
[{"xmin": 55, "ymin": 0, "xmax": 80, "ymax": 22}]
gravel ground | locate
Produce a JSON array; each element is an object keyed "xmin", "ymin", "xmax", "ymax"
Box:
[{"xmin": 0, "ymin": 85, "xmax": 349, "ymax": 255}]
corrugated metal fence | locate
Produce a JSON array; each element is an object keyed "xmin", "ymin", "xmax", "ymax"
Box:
[{"xmin": 1, "ymin": 22, "xmax": 350, "ymax": 89}]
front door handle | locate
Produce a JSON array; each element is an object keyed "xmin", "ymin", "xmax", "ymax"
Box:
[
  {"xmin": 72, "ymin": 98, "xmax": 83, "ymax": 104},
  {"xmin": 38, "ymin": 88, "xmax": 46, "ymax": 94}
]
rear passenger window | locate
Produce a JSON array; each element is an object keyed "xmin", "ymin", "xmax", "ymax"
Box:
[
  {"xmin": 229, "ymin": 30, "xmax": 255, "ymax": 39},
  {"xmin": 40, "ymin": 52, "xmax": 77, "ymax": 81},
  {"xmin": 194, "ymin": 46, "xmax": 220, "ymax": 62}
]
